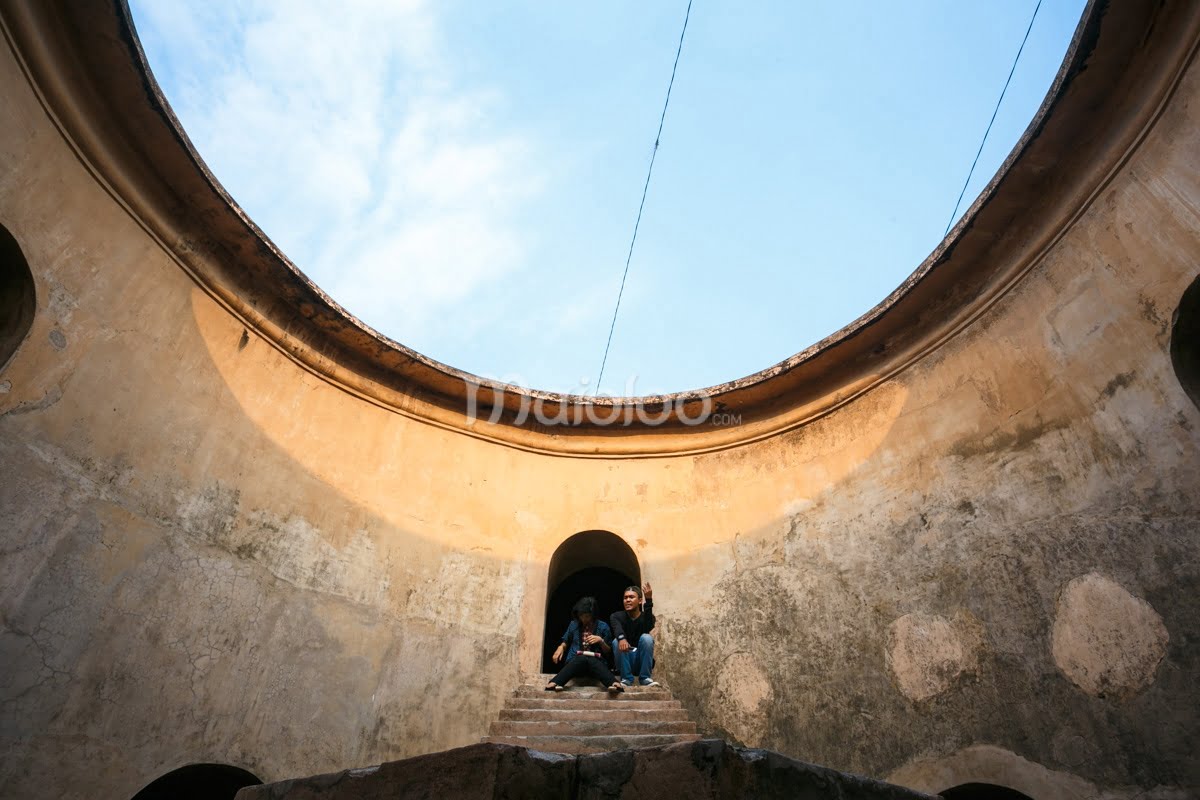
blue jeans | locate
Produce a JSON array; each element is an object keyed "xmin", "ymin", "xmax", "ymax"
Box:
[{"xmin": 612, "ymin": 634, "xmax": 655, "ymax": 683}]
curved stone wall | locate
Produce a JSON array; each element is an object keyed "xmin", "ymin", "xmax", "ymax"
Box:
[{"xmin": 1, "ymin": 1, "xmax": 1198, "ymax": 798}]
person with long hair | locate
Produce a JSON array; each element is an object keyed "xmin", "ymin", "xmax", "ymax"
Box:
[{"xmin": 545, "ymin": 596, "xmax": 624, "ymax": 693}]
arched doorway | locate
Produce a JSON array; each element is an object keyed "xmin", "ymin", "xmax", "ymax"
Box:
[
  {"xmin": 1171, "ymin": 273, "xmax": 1200, "ymax": 411},
  {"xmin": 0, "ymin": 224, "xmax": 36, "ymax": 372},
  {"xmin": 941, "ymin": 783, "xmax": 1034, "ymax": 800},
  {"xmin": 542, "ymin": 530, "xmax": 640, "ymax": 673},
  {"xmin": 131, "ymin": 763, "xmax": 262, "ymax": 799}
]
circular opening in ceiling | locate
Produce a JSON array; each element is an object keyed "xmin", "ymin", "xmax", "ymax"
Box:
[{"xmin": 128, "ymin": 2, "xmax": 1087, "ymax": 397}]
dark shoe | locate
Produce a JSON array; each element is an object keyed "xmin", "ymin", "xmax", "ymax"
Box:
[{"xmin": 608, "ymin": 682, "xmax": 625, "ymax": 693}]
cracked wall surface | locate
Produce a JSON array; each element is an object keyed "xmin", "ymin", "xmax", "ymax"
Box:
[{"xmin": 1, "ymin": 5, "xmax": 1199, "ymax": 800}]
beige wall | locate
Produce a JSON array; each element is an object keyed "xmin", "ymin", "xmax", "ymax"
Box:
[{"xmin": 1, "ymin": 5, "xmax": 1199, "ymax": 800}]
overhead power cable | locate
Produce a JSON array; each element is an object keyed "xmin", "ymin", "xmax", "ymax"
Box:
[
  {"xmin": 594, "ymin": 0, "xmax": 693, "ymax": 395},
  {"xmin": 944, "ymin": 0, "xmax": 1042, "ymax": 235}
]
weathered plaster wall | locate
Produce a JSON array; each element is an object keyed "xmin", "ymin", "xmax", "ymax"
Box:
[{"xmin": 1, "ymin": 6, "xmax": 1198, "ymax": 800}]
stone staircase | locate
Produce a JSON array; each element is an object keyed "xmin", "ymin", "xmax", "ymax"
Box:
[{"xmin": 481, "ymin": 673, "xmax": 702, "ymax": 754}]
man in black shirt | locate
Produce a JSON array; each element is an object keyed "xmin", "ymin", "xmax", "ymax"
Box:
[{"xmin": 609, "ymin": 582, "xmax": 659, "ymax": 687}]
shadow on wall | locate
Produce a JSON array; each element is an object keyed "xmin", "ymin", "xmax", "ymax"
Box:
[
  {"xmin": 1170, "ymin": 273, "xmax": 1200, "ymax": 411},
  {"xmin": 0, "ymin": 223, "xmax": 35, "ymax": 371},
  {"xmin": 189, "ymin": 287, "xmax": 911, "ymax": 566},
  {"xmin": 130, "ymin": 763, "xmax": 261, "ymax": 800}
]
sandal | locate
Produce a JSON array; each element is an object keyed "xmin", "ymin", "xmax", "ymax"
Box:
[
  {"xmin": 545, "ymin": 682, "xmax": 560, "ymax": 692},
  {"xmin": 607, "ymin": 682, "xmax": 625, "ymax": 694}
]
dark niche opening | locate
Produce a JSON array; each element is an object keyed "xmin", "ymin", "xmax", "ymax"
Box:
[
  {"xmin": 542, "ymin": 530, "xmax": 640, "ymax": 673},
  {"xmin": 131, "ymin": 763, "xmax": 263, "ymax": 800},
  {"xmin": 941, "ymin": 783, "xmax": 1035, "ymax": 800},
  {"xmin": 1171, "ymin": 274, "xmax": 1200, "ymax": 411},
  {"xmin": 0, "ymin": 224, "xmax": 35, "ymax": 371}
]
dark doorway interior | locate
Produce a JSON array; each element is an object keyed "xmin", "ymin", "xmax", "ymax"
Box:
[
  {"xmin": 542, "ymin": 530, "xmax": 641, "ymax": 674},
  {"xmin": 941, "ymin": 783, "xmax": 1034, "ymax": 800},
  {"xmin": 0, "ymin": 224, "xmax": 35, "ymax": 371},
  {"xmin": 1171, "ymin": 273, "xmax": 1200, "ymax": 411},
  {"xmin": 542, "ymin": 565, "xmax": 636, "ymax": 672},
  {"xmin": 131, "ymin": 763, "xmax": 262, "ymax": 800}
]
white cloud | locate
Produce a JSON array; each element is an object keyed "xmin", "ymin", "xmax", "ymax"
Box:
[{"xmin": 131, "ymin": 0, "xmax": 546, "ymax": 349}]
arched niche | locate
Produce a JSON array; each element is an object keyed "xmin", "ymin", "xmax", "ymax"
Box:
[
  {"xmin": 941, "ymin": 783, "xmax": 1034, "ymax": 800},
  {"xmin": 542, "ymin": 530, "xmax": 641, "ymax": 672},
  {"xmin": 0, "ymin": 224, "xmax": 36, "ymax": 372},
  {"xmin": 1171, "ymin": 274, "xmax": 1200, "ymax": 411},
  {"xmin": 131, "ymin": 763, "xmax": 262, "ymax": 800}
]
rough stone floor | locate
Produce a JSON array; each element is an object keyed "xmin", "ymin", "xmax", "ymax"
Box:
[
  {"xmin": 480, "ymin": 673, "xmax": 701, "ymax": 754},
  {"xmin": 236, "ymin": 740, "xmax": 934, "ymax": 799}
]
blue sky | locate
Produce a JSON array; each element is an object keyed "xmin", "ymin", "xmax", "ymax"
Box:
[{"xmin": 129, "ymin": 0, "xmax": 1087, "ymax": 396}]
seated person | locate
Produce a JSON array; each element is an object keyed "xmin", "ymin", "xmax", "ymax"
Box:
[
  {"xmin": 546, "ymin": 596, "xmax": 625, "ymax": 693},
  {"xmin": 610, "ymin": 582, "xmax": 658, "ymax": 687}
]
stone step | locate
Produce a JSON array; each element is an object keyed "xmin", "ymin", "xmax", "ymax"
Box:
[
  {"xmin": 498, "ymin": 707, "xmax": 691, "ymax": 722},
  {"xmin": 505, "ymin": 697, "xmax": 683, "ymax": 712},
  {"xmin": 488, "ymin": 719, "xmax": 698, "ymax": 737},
  {"xmin": 514, "ymin": 685, "xmax": 672, "ymax": 700},
  {"xmin": 480, "ymin": 733, "xmax": 702, "ymax": 755},
  {"xmin": 523, "ymin": 676, "xmax": 657, "ymax": 690},
  {"xmin": 521, "ymin": 683, "xmax": 670, "ymax": 695},
  {"xmin": 486, "ymin": 673, "xmax": 699, "ymax": 755},
  {"xmin": 523, "ymin": 676, "xmax": 666, "ymax": 691}
]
